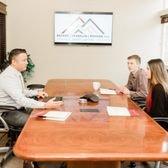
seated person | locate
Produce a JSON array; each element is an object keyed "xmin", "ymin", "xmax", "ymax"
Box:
[
  {"xmin": 146, "ymin": 59, "xmax": 168, "ymax": 117},
  {"xmin": 0, "ymin": 48, "xmax": 63, "ymax": 128},
  {"xmin": 117, "ymin": 55, "xmax": 148, "ymax": 105}
]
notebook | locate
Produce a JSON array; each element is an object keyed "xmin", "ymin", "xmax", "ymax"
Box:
[
  {"xmin": 100, "ymin": 88, "xmax": 116, "ymax": 95},
  {"xmin": 38, "ymin": 111, "xmax": 71, "ymax": 121},
  {"xmin": 107, "ymin": 106, "xmax": 139, "ymax": 117},
  {"xmin": 107, "ymin": 106, "xmax": 130, "ymax": 116}
]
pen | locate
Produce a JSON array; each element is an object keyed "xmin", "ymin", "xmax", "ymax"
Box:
[
  {"xmin": 37, "ymin": 116, "xmax": 65, "ymax": 121},
  {"xmin": 38, "ymin": 116, "xmax": 48, "ymax": 119},
  {"xmin": 38, "ymin": 116, "xmax": 58, "ymax": 120}
]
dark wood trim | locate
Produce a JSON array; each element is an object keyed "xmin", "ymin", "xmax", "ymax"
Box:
[
  {"xmin": 0, "ymin": 2, "xmax": 6, "ymax": 15},
  {"xmin": 0, "ymin": 2, "xmax": 6, "ymax": 71}
]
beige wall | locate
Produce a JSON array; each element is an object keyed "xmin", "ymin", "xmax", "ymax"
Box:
[
  {"xmin": 0, "ymin": 0, "xmax": 6, "ymax": 4},
  {"xmin": 6, "ymin": 0, "xmax": 163, "ymax": 85}
]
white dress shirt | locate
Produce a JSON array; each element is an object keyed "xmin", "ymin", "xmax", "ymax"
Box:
[{"xmin": 0, "ymin": 66, "xmax": 45, "ymax": 109}]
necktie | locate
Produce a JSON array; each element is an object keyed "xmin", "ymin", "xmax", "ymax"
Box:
[{"xmin": 19, "ymin": 74, "xmax": 25, "ymax": 92}]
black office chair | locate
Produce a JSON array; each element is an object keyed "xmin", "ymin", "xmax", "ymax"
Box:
[
  {"xmin": 23, "ymin": 161, "xmax": 67, "ymax": 168},
  {"xmin": 0, "ymin": 106, "xmax": 47, "ymax": 168},
  {"xmin": 26, "ymin": 84, "xmax": 45, "ymax": 100},
  {"xmin": 27, "ymin": 84, "xmax": 45, "ymax": 90},
  {"xmin": 0, "ymin": 108, "xmax": 11, "ymax": 168},
  {"xmin": 0, "ymin": 105, "xmax": 22, "ymax": 167},
  {"xmin": 0, "ymin": 106, "xmax": 42, "ymax": 168},
  {"xmin": 153, "ymin": 117, "xmax": 168, "ymax": 130}
]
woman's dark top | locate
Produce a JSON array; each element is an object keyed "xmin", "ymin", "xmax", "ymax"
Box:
[{"xmin": 149, "ymin": 84, "xmax": 168, "ymax": 117}]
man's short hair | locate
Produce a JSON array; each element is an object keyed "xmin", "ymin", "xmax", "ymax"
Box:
[
  {"xmin": 8, "ymin": 48, "xmax": 27, "ymax": 64},
  {"xmin": 127, "ymin": 55, "xmax": 141, "ymax": 64}
]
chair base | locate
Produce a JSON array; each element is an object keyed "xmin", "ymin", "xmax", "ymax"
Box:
[
  {"xmin": 0, "ymin": 148, "xmax": 13, "ymax": 168},
  {"xmin": 128, "ymin": 161, "xmax": 136, "ymax": 168},
  {"xmin": 23, "ymin": 161, "xmax": 67, "ymax": 168}
]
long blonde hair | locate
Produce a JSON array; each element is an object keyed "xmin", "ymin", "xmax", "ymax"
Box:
[{"xmin": 148, "ymin": 59, "xmax": 168, "ymax": 94}]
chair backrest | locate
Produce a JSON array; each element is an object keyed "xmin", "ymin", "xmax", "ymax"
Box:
[{"xmin": 27, "ymin": 84, "xmax": 45, "ymax": 90}]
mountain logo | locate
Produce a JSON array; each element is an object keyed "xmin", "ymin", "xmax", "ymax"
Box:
[{"xmin": 61, "ymin": 17, "xmax": 104, "ymax": 35}]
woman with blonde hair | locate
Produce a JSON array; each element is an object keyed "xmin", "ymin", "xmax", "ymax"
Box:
[{"xmin": 146, "ymin": 58, "xmax": 168, "ymax": 117}]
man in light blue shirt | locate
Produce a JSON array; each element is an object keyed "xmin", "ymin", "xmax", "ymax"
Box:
[{"xmin": 0, "ymin": 48, "xmax": 63, "ymax": 127}]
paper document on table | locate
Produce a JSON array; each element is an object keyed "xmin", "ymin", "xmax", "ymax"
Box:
[
  {"xmin": 39, "ymin": 111, "xmax": 71, "ymax": 121},
  {"xmin": 107, "ymin": 106, "xmax": 130, "ymax": 116},
  {"xmin": 100, "ymin": 88, "xmax": 116, "ymax": 95}
]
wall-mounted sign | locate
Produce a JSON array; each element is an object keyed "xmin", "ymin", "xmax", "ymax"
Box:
[{"xmin": 54, "ymin": 12, "xmax": 113, "ymax": 45}]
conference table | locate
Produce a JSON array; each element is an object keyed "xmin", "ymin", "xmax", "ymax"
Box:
[{"xmin": 13, "ymin": 79, "xmax": 168, "ymax": 168}]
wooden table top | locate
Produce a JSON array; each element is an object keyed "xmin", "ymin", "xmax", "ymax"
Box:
[{"xmin": 13, "ymin": 79, "xmax": 168, "ymax": 161}]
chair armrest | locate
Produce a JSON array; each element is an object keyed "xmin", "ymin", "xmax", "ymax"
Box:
[
  {"xmin": 131, "ymin": 97, "xmax": 146, "ymax": 109},
  {"xmin": 153, "ymin": 117, "xmax": 168, "ymax": 124},
  {"xmin": 0, "ymin": 116, "xmax": 9, "ymax": 132},
  {"xmin": 0, "ymin": 106, "xmax": 16, "ymax": 132},
  {"xmin": 131, "ymin": 97, "xmax": 146, "ymax": 101},
  {"xmin": 0, "ymin": 105, "xmax": 17, "ymax": 111}
]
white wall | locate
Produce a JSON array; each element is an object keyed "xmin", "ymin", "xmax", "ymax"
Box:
[{"xmin": 5, "ymin": 0, "xmax": 163, "ymax": 85}]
